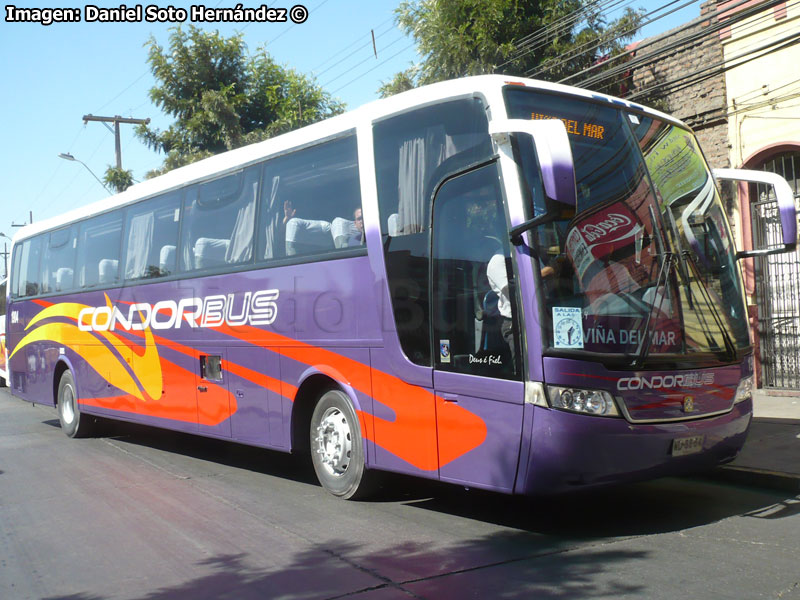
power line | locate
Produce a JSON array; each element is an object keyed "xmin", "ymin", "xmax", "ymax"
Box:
[
  {"xmin": 728, "ymin": 90, "xmax": 800, "ymax": 117},
  {"xmin": 731, "ymin": 73, "xmax": 800, "ymax": 106},
  {"xmin": 624, "ymin": 32, "xmax": 800, "ymax": 103},
  {"xmin": 311, "ymin": 15, "xmax": 396, "ymax": 73},
  {"xmin": 508, "ymin": 0, "xmax": 618, "ymax": 59},
  {"xmin": 315, "ymin": 21, "xmax": 397, "ymax": 81},
  {"xmin": 573, "ymin": 0, "xmax": 787, "ymax": 94},
  {"xmin": 263, "ymin": 0, "xmax": 333, "ymax": 45},
  {"xmin": 506, "ymin": 0, "xmax": 649, "ymax": 73},
  {"xmin": 323, "ymin": 34, "xmax": 408, "ymax": 89},
  {"xmin": 93, "ymin": 71, "xmax": 150, "ymax": 115},
  {"xmin": 545, "ymin": 0, "xmax": 703, "ymax": 83},
  {"xmin": 29, "ymin": 123, "xmax": 86, "ymax": 209},
  {"xmin": 331, "ymin": 41, "xmax": 417, "ymax": 95}
]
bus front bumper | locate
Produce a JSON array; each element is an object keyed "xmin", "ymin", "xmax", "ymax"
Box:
[{"xmin": 518, "ymin": 399, "xmax": 752, "ymax": 495}]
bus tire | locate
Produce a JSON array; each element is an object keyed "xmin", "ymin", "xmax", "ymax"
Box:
[
  {"xmin": 310, "ymin": 389, "xmax": 375, "ymax": 500},
  {"xmin": 57, "ymin": 370, "xmax": 94, "ymax": 438}
]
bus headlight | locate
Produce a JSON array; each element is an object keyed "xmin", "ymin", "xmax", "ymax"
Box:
[
  {"xmin": 547, "ymin": 386, "xmax": 621, "ymax": 417},
  {"xmin": 734, "ymin": 375, "xmax": 753, "ymax": 404}
]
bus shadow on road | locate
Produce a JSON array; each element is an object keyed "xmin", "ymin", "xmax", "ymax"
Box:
[
  {"xmin": 73, "ymin": 417, "xmax": 321, "ymax": 487},
  {"xmin": 365, "ymin": 469, "xmax": 800, "ymax": 539},
  {"xmin": 47, "ymin": 415, "xmax": 799, "ymax": 541}
]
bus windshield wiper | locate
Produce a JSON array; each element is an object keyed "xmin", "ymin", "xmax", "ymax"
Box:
[
  {"xmin": 679, "ymin": 248, "xmax": 737, "ymax": 361},
  {"xmin": 631, "ymin": 206, "xmax": 675, "ymax": 369},
  {"xmin": 663, "ymin": 208, "xmax": 737, "ymax": 361},
  {"xmin": 632, "ymin": 249, "xmax": 675, "ymax": 369}
]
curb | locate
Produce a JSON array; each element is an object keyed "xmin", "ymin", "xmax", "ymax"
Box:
[{"xmin": 699, "ymin": 465, "xmax": 800, "ymax": 493}]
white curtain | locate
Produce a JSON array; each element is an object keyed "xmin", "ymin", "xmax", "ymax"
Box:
[
  {"xmin": 225, "ymin": 181, "xmax": 258, "ymax": 264},
  {"xmin": 396, "ymin": 127, "xmax": 455, "ymax": 235},
  {"xmin": 125, "ymin": 212, "xmax": 154, "ymax": 279},
  {"xmin": 262, "ymin": 176, "xmax": 281, "ymax": 259}
]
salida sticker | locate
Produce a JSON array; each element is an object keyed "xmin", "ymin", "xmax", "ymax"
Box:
[{"xmin": 553, "ymin": 307, "xmax": 583, "ymax": 349}]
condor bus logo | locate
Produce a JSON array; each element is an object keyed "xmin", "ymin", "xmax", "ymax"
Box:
[
  {"xmin": 77, "ymin": 289, "xmax": 279, "ymax": 332},
  {"xmin": 9, "ymin": 290, "xmax": 278, "ymax": 402},
  {"xmin": 617, "ymin": 372, "xmax": 715, "ymax": 391}
]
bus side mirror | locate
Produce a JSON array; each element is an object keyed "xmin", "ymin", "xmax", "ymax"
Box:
[
  {"xmin": 490, "ymin": 118, "xmax": 577, "ymax": 207},
  {"xmin": 713, "ymin": 168, "xmax": 798, "ymax": 259},
  {"xmin": 490, "ymin": 119, "xmax": 577, "ymax": 244}
]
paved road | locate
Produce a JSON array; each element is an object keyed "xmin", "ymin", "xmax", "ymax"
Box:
[{"xmin": 1, "ymin": 387, "xmax": 799, "ymax": 600}]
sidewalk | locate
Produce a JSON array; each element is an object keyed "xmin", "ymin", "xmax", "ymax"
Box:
[{"xmin": 710, "ymin": 390, "xmax": 800, "ymax": 492}]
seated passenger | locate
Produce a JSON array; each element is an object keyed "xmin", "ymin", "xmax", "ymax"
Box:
[
  {"xmin": 283, "ymin": 199, "xmax": 333, "ymax": 256},
  {"xmin": 347, "ymin": 208, "xmax": 365, "ymax": 246}
]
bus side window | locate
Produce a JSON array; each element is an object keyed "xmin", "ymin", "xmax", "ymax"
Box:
[
  {"xmin": 180, "ymin": 167, "xmax": 259, "ymax": 272},
  {"xmin": 123, "ymin": 192, "xmax": 181, "ymax": 280},
  {"xmin": 258, "ymin": 133, "xmax": 362, "ymax": 262},
  {"xmin": 12, "ymin": 236, "xmax": 44, "ymax": 298},
  {"xmin": 76, "ymin": 213, "xmax": 123, "ymax": 289},
  {"xmin": 41, "ymin": 226, "xmax": 77, "ymax": 294}
]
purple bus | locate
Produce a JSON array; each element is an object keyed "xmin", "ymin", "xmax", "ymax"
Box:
[{"xmin": 4, "ymin": 76, "xmax": 797, "ymax": 498}]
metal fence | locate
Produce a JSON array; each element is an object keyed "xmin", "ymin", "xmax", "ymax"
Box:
[{"xmin": 751, "ymin": 151, "xmax": 800, "ymax": 388}]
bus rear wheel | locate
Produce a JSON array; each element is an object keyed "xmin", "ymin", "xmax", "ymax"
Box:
[
  {"xmin": 57, "ymin": 370, "xmax": 94, "ymax": 438},
  {"xmin": 310, "ymin": 390, "xmax": 376, "ymax": 499}
]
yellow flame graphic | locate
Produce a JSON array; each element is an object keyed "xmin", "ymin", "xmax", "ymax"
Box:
[{"xmin": 10, "ymin": 298, "xmax": 163, "ymax": 401}]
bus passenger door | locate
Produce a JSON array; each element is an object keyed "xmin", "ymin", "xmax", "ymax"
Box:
[
  {"xmin": 431, "ymin": 164, "xmax": 525, "ymax": 493},
  {"xmin": 195, "ymin": 347, "xmax": 232, "ymax": 437}
]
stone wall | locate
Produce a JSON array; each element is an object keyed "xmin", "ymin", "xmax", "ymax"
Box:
[{"xmin": 630, "ymin": 0, "xmax": 730, "ymax": 169}]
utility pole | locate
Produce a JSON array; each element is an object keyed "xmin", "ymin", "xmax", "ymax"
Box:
[
  {"xmin": 82, "ymin": 114, "xmax": 150, "ymax": 169},
  {"xmin": 1, "ymin": 243, "xmax": 8, "ymax": 278}
]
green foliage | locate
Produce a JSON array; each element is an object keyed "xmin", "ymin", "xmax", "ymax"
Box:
[
  {"xmin": 378, "ymin": 68, "xmax": 419, "ymax": 99},
  {"xmin": 103, "ymin": 166, "xmax": 134, "ymax": 193},
  {"xmin": 139, "ymin": 26, "xmax": 345, "ymax": 177},
  {"xmin": 383, "ymin": 0, "xmax": 644, "ymax": 97}
]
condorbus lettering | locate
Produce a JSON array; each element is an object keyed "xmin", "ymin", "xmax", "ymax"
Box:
[
  {"xmin": 130, "ymin": 303, "xmax": 152, "ymax": 331},
  {"xmin": 250, "ymin": 289, "xmax": 279, "ymax": 326},
  {"xmin": 617, "ymin": 372, "xmax": 716, "ymax": 391},
  {"xmin": 151, "ymin": 300, "xmax": 179, "ymax": 329},
  {"xmin": 226, "ymin": 292, "xmax": 252, "ymax": 327},
  {"xmin": 78, "ymin": 307, "xmax": 94, "ymax": 332},
  {"xmin": 202, "ymin": 295, "xmax": 227, "ymax": 328},
  {"xmin": 91, "ymin": 306, "xmax": 113, "ymax": 331},
  {"xmin": 177, "ymin": 297, "xmax": 202, "ymax": 328},
  {"xmin": 74, "ymin": 290, "xmax": 279, "ymax": 332}
]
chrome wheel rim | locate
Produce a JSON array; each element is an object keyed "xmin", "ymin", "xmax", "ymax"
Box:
[
  {"xmin": 314, "ymin": 407, "xmax": 352, "ymax": 477},
  {"xmin": 61, "ymin": 383, "xmax": 76, "ymax": 425}
]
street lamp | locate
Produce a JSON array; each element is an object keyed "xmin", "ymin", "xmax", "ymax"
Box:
[
  {"xmin": 58, "ymin": 152, "xmax": 111, "ymax": 194},
  {"xmin": 0, "ymin": 232, "xmax": 10, "ymax": 279}
]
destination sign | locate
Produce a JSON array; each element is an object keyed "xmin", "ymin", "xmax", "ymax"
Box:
[{"xmin": 530, "ymin": 112, "xmax": 605, "ymax": 140}]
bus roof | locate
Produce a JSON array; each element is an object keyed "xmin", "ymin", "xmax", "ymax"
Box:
[{"xmin": 13, "ymin": 75, "xmax": 686, "ymax": 245}]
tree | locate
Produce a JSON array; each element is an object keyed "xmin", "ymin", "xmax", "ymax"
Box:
[
  {"xmin": 378, "ymin": 67, "xmax": 418, "ymax": 98},
  {"xmin": 139, "ymin": 26, "xmax": 345, "ymax": 177},
  {"xmin": 103, "ymin": 166, "xmax": 134, "ymax": 193},
  {"xmin": 381, "ymin": 0, "xmax": 644, "ymax": 96}
]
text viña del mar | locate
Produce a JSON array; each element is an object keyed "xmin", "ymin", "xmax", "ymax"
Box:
[{"xmin": 4, "ymin": 4, "xmax": 310, "ymax": 26}]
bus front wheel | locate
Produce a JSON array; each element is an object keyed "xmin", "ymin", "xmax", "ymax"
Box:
[
  {"xmin": 57, "ymin": 370, "xmax": 94, "ymax": 438},
  {"xmin": 310, "ymin": 390, "xmax": 376, "ymax": 499}
]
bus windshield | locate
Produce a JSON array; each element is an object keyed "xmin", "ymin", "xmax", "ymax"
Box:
[{"xmin": 505, "ymin": 87, "xmax": 750, "ymax": 367}]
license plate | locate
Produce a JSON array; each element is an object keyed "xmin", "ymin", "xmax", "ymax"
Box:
[{"xmin": 672, "ymin": 435, "xmax": 704, "ymax": 457}]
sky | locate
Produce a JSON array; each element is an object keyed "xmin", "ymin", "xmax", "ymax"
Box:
[{"xmin": 0, "ymin": 0, "xmax": 703, "ymax": 274}]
